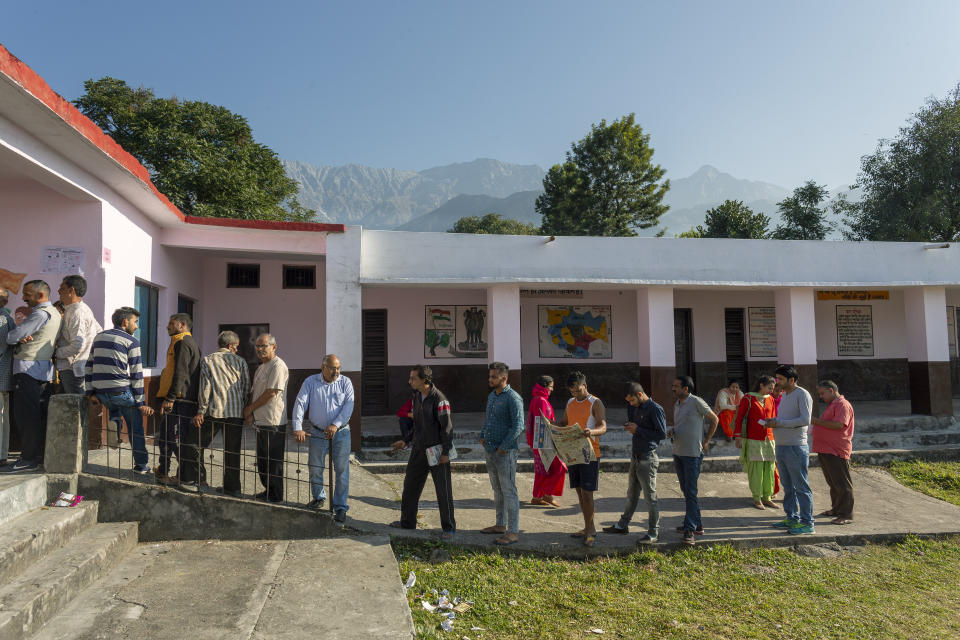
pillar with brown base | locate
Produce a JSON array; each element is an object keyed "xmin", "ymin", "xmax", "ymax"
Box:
[
  {"xmin": 487, "ymin": 284, "xmax": 523, "ymax": 393},
  {"xmin": 905, "ymin": 287, "xmax": 953, "ymax": 416},
  {"xmin": 636, "ymin": 287, "xmax": 676, "ymax": 422},
  {"xmin": 775, "ymin": 288, "xmax": 819, "ymax": 400}
]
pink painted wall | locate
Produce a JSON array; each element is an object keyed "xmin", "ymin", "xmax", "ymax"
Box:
[
  {"xmin": 0, "ymin": 177, "xmax": 103, "ymax": 315},
  {"xmin": 198, "ymin": 257, "xmax": 326, "ymax": 370},
  {"xmin": 814, "ymin": 291, "xmax": 907, "ymax": 360},
  {"xmin": 673, "ymin": 289, "xmax": 776, "ymax": 362}
]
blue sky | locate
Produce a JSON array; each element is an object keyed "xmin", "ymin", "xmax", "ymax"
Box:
[{"xmin": 5, "ymin": 1, "xmax": 960, "ymax": 188}]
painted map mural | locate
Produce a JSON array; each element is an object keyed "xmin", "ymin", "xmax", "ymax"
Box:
[{"xmin": 538, "ymin": 305, "xmax": 612, "ymax": 358}]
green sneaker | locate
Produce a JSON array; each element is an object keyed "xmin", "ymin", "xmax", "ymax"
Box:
[
  {"xmin": 772, "ymin": 518, "xmax": 798, "ymax": 529},
  {"xmin": 788, "ymin": 524, "xmax": 815, "ymax": 535}
]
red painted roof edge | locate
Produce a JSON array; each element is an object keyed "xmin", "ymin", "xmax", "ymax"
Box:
[
  {"xmin": 0, "ymin": 43, "xmax": 342, "ymax": 235},
  {"xmin": 184, "ymin": 215, "xmax": 346, "ymax": 233}
]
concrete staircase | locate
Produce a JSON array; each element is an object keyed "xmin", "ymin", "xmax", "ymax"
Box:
[
  {"xmin": 0, "ymin": 475, "xmax": 138, "ymax": 640},
  {"xmin": 359, "ymin": 409, "xmax": 960, "ymax": 471}
]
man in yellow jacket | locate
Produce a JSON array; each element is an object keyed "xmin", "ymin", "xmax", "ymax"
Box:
[{"xmin": 155, "ymin": 313, "xmax": 200, "ymax": 486}]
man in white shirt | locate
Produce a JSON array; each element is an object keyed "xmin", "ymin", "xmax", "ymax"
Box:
[{"xmin": 55, "ymin": 275, "xmax": 102, "ymax": 394}]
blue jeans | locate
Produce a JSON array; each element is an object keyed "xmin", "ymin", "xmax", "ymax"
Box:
[
  {"xmin": 97, "ymin": 389, "xmax": 148, "ymax": 467},
  {"xmin": 673, "ymin": 454, "xmax": 703, "ymax": 532},
  {"xmin": 776, "ymin": 444, "xmax": 814, "ymax": 526},
  {"xmin": 308, "ymin": 427, "xmax": 351, "ymax": 512},
  {"xmin": 484, "ymin": 448, "xmax": 520, "ymax": 533}
]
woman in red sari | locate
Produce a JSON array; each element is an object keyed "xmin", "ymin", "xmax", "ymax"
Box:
[
  {"xmin": 734, "ymin": 375, "xmax": 779, "ymax": 509},
  {"xmin": 527, "ymin": 375, "xmax": 566, "ymax": 507},
  {"xmin": 713, "ymin": 379, "xmax": 743, "ymax": 441}
]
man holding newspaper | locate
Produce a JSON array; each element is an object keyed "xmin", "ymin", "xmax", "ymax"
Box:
[{"xmin": 391, "ymin": 365, "xmax": 457, "ymax": 540}]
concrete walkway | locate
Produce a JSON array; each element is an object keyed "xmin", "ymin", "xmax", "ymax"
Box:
[
  {"xmin": 31, "ymin": 535, "xmax": 414, "ymax": 640},
  {"xmin": 344, "ymin": 462, "xmax": 960, "ymax": 556}
]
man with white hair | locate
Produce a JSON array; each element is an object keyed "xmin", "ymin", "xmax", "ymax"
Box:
[
  {"xmin": 245, "ymin": 333, "xmax": 289, "ymax": 503},
  {"xmin": 185, "ymin": 330, "xmax": 250, "ymax": 495}
]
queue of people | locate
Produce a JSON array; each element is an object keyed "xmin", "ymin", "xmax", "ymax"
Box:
[{"xmin": 0, "ymin": 276, "xmax": 859, "ymax": 543}]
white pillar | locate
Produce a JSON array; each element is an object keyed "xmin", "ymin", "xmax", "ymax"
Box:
[
  {"xmin": 903, "ymin": 286, "xmax": 952, "ymax": 415},
  {"xmin": 774, "ymin": 288, "xmax": 817, "ymax": 366},
  {"xmin": 324, "ymin": 226, "xmax": 363, "ymax": 369},
  {"xmin": 486, "ymin": 285, "xmax": 522, "ymax": 370},
  {"xmin": 636, "ymin": 287, "xmax": 675, "ymax": 368}
]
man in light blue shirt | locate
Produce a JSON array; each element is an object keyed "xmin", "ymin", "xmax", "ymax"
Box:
[{"xmin": 292, "ymin": 354, "xmax": 354, "ymax": 522}]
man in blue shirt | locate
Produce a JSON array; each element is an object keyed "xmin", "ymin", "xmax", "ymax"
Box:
[
  {"xmin": 292, "ymin": 354, "xmax": 354, "ymax": 523},
  {"xmin": 603, "ymin": 382, "xmax": 667, "ymax": 543},
  {"xmin": 479, "ymin": 362, "xmax": 524, "ymax": 545}
]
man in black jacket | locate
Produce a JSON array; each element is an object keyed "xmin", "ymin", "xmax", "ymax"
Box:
[
  {"xmin": 390, "ymin": 365, "xmax": 456, "ymax": 539},
  {"xmin": 602, "ymin": 381, "xmax": 667, "ymax": 543}
]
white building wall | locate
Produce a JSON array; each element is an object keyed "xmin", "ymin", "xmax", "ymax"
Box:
[{"xmin": 814, "ymin": 292, "xmax": 907, "ymax": 360}]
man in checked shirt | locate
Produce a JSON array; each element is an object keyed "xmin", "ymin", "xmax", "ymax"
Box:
[{"xmin": 183, "ymin": 331, "xmax": 250, "ymax": 495}]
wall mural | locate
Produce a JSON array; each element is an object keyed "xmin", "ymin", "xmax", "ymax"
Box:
[
  {"xmin": 538, "ymin": 305, "xmax": 612, "ymax": 359},
  {"xmin": 424, "ymin": 305, "xmax": 488, "ymax": 358}
]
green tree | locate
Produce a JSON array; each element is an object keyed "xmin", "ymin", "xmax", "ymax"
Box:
[
  {"xmin": 73, "ymin": 77, "xmax": 313, "ymax": 221},
  {"xmin": 537, "ymin": 114, "xmax": 669, "ymax": 236},
  {"xmin": 448, "ymin": 213, "xmax": 539, "ymax": 235},
  {"xmin": 840, "ymin": 85, "xmax": 960, "ymax": 241},
  {"xmin": 772, "ymin": 180, "xmax": 830, "ymax": 240},
  {"xmin": 694, "ymin": 200, "xmax": 770, "ymax": 238}
]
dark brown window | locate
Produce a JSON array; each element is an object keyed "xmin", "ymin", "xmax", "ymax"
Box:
[
  {"xmin": 227, "ymin": 263, "xmax": 260, "ymax": 288},
  {"xmin": 283, "ymin": 265, "xmax": 316, "ymax": 289}
]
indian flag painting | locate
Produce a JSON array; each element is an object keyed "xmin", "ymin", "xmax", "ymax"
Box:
[{"xmin": 425, "ymin": 306, "xmax": 455, "ymax": 357}]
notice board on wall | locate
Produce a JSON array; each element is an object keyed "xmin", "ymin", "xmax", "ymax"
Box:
[
  {"xmin": 836, "ymin": 305, "xmax": 874, "ymax": 357},
  {"xmin": 747, "ymin": 307, "xmax": 777, "ymax": 358}
]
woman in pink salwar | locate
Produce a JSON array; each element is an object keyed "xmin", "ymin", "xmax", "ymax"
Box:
[{"xmin": 527, "ymin": 375, "xmax": 566, "ymax": 507}]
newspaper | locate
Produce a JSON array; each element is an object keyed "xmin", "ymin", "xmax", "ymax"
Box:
[
  {"xmin": 531, "ymin": 414, "xmax": 558, "ymax": 470},
  {"xmin": 426, "ymin": 443, "xmax": 458, "ymax": 466},
  {"xmin": 542, "ymin": 416, "xmax": 596, "ymax": 466}
]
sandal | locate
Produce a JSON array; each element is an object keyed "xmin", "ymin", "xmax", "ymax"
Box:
[
  {"xmin": 570, "ymin": 530, "xmax": 587, "ymax": 538},
  {"xmin": 817, "ymin": 510, "xmax": 836, "ymax": 517},
  {"xmin": 830, "ymin": 517, "xmax": 853, "ymax": 525},
  {"xmin": 752, "ymin": 501, "xmax": 765, "ymax": 510},
  {"xmin": 494, "ymin": 535, "xmax": 518, "ymax": 546},
  {"xmin": 582, "ymin": 535, "xmax": 596, "ymax": 548},
  {"xmin": 481, "ymin": 526, "xmax": 506, "ymax": 534}
]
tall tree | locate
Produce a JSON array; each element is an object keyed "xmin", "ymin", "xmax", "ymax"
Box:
[
  {"xmin": 448, "ymin": 213, "xmax": 539, "ymax": 235},
  {"xmin": 772, "ymin": 180, "xmax": 830, "ymax": 240},
  {"xmin": 841, "ymin": 84, "xmax": 960, "ymax": 241},
  {"xmin": 73, "ymin": 77, "xmax": 313, "ymax": 221},
  {"xmin": 537, "ymin": 114, "xmax": 669, "ymax": 236},
  {"xmin": 694, "ymin": 200, "xmax": 771, "ymax": 239}
]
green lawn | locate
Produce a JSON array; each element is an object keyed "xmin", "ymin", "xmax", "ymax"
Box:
[
  {"xmin": 888, "ymin": 460, "xmax": 960, "ymax": 507},
  {"xmin": 396, "ymin": 536, "xmax": 960, "ymax": 639}
]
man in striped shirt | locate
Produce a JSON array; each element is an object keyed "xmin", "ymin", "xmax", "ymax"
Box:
[
  {"xmin": 184, "ymin": 331, "xmax": 250, "ymax": 495},
  {"xmin": 85, "ymin": 307, "xmax": 154, "ymax": 474}
]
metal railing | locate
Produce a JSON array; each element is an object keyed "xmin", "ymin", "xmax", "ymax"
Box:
[{"xmin": 84, "ymin": 404, "xmax": 336, "ymax": 514}]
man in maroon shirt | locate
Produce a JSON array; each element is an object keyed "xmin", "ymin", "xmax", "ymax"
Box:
[{"xmin": 811, "ymin": 380, "xmax": 855, "ymax": 525}]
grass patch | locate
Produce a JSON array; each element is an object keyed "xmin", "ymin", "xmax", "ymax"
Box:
[
  {"xmin": 889, "ymin": 460, "xmax": 960, "ymax": 506},
  {"xmin": 396, "ymin": 537, "xmax": 960, "ymax": 639}
]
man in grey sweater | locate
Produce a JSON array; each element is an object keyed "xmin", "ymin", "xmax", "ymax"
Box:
[{"xmin": 766, "ymin": 365, "xmax": 815, "ymax": 534}]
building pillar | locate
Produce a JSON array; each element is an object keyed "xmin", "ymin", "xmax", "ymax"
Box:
[
  {"xmin": 325, "ymin": 227, "xmax": 363, "ymax": 451},
  {"xmin": 637, "ymin": 287, "xmax": 675, "ymax": 419},
  {"xmin": 487, "ymin": 285, "xmax": 522, "ymax": 391},
  {"xmin": 904, "ymin": 286, "xmax": 952, "ymax": 415},
  {"xmin": 774, "ymin": 288, "xmax": 819, "ymax": 399}
]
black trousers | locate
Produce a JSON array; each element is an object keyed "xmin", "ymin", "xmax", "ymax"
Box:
[
  {"xmin": 400, "ymin": 447, "xmax": 456, "ymax": 532},
  {"xmin": 157, "ymin": 400, "xmax": 192, "ymax": 476},
  {"xmin": 180, "ymin": 417, "xmax": 244, "ymax": 490},
  {"xmin": 256, "ymin": 424, "xmax": 286, "ymax": 501},
  {"xmin": 818, "ymin": 453, "xmax": 854, "ymax": 519},
  {"xmin": 12, "ymin": 373, "xmax": 51, "ymax": 464}
]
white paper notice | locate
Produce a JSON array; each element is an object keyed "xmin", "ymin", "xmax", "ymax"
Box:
[{"xmin": 42, "ymin": 247, "xmax": 84, "ymax": 274}]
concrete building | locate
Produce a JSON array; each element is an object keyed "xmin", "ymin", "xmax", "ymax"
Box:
[{"xmin": 1, "ymin": 43, "xmax": 958, "ymax": 452}]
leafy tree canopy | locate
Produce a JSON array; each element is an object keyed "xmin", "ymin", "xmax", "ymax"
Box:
[
  {"xmin": 448, "ymin": 213, "xmax": 539, "ymax": 235},
  {"xmin": 841, "ymin": 84, "xmax": 960, "ymax": 241},
  {"xmin": 694, "ymin": 199, "xmax": 771, "ymax": 239},
  {"xmin": 74, "ymin": 77, "xmax": 313, "ymax": 221},
  {"xmin": 772, "ymin": 180, "xmax": 830, "ymax": 240},
  {"xmin": 537, "ymin": 114, "xmax": 669, "ymax": 236}
]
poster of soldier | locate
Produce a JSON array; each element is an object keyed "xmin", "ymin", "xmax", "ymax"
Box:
[
  {"xmin": 538, "ymin": 305, "xmax": 612, "ymax": 358},
  {"xmin": 424, "ymin": 305, "xmax": 488, "ymax": 358}
]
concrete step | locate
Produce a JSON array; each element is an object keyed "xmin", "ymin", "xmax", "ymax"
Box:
[
  {"xmin": 0, "ymin": 501, "xmax": 99, "ymax": 586},
  {"xmin": 858, "ymin": 429, "xmax": 960, "ymax": 449},
  {"xmin": 0, "ymin": 521, "xmax": 138, "ymax": 640},
  {"xmin": 0, "ymin": 475, "xmax": 47, "ymax": 527}
]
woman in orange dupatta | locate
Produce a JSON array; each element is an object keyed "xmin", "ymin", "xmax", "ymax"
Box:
[{"xmin": 713, "ymin": 379, "xmax": 743, "ymax": 441}]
